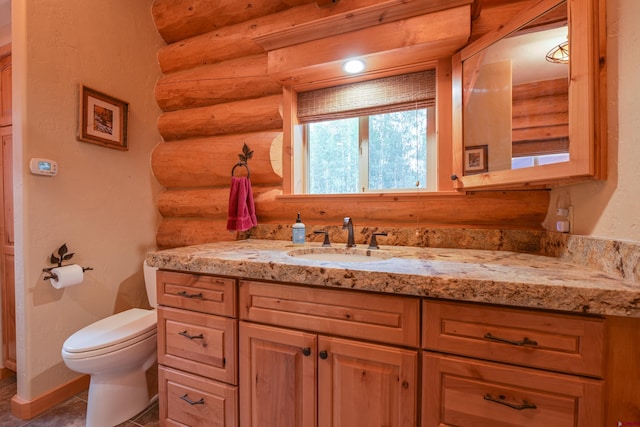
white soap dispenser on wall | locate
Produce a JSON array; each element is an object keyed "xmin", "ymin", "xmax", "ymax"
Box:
[{"xmin": 292, "ymin": 212, "xmax": 306, "ymax": 245}]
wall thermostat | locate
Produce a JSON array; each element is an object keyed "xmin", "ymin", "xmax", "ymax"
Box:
[{"xmin": 29, "ymin": 158, "xmax": 58, "ymax": 176}]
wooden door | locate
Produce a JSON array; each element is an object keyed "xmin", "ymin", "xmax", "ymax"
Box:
[
  {"xmin": 0, "ymin": 125, "xmax": 13, "ymax": 371},
  {"xmin": 317, "ymin": 335, "xmax": 418, "ymax": 427},
  {"xmin": 0, "ymin": 55, "xmax": 10, "ymax": 126},
  {"xmin": 239, "ymin": 322, "xmax": 317, "ymax": 427}
]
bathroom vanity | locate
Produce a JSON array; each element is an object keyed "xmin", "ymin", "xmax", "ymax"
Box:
[{"xmin": 148, "ymin": 240, "xmax": 640, "ymax": 426}]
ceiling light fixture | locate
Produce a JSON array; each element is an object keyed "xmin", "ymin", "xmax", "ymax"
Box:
[
  {"xmin": 343, "ymin": 59, "xmax": 366, "ymax": 74},
  {"xmin": 545, "ymin": 41, "xmax": 569, "ymax": 64}
]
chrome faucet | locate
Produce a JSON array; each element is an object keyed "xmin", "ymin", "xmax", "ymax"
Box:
[{"xmin": 343, "ymin": 217, "xmax": 356, "ymax": 248}]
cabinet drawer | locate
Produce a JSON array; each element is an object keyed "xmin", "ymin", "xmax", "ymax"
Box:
[
  {"xmin": 159, "ymin": 306, "xmax": 237, "ymax": 384},
  {"xmin": 159, "ymin": 366, "xmax": 237, "ymax": 427},
  {"xmin": 240, "ymin": 280, "xmax": 420, "ymax": 347},
  {"xmin": 423, "ymin": 300, "xmax": 605, "ymax": 377},
  {"xmin": 422, "ymin": 353, "xmax": 603, "ymax": 427},
  {"xmin": 157, "ymin": 270, "xmax": 236, "ymax": 317}
]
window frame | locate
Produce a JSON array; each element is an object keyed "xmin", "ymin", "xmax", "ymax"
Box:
[
  {"xmin": 281, "ymin": 60, "xmax": 455, "ymax": 197},
  {"xmin": 302, "ymin": 108, "xmax": 437, "ymax": 194}
]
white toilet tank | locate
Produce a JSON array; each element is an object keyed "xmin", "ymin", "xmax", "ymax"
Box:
[{"xmin": 143, "ymin": 261, "xmax": 158, "ymax": 308}]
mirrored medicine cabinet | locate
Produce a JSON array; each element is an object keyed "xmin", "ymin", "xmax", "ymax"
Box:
[{"xmin": 451, "ymin": 0, "xmax": 606, "ymax": 190}]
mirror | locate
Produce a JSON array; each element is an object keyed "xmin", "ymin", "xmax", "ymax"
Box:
[
  {"xmin": 452, "ymin": 0, "xmax": 605, "ymax": 189},
  {"xmin": 463, "ymin": 2, "xmax": 568, "ymax": 174}
]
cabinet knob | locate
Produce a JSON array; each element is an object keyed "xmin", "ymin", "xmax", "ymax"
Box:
[
  {"xmin": 319, "ymin": 350, "xmax": 328, "ymax": 360},
  {"xmin": 302, "ymin": 347, "xmax": 311, "ymax": 356}
]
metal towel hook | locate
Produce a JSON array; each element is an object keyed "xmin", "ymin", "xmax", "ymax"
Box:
[{"xmin": 231, "ymin": 143, "xmax": 253, "ymax": 178}]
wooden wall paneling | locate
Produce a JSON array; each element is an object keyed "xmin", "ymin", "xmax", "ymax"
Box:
[
  {"xmin": 157, "ymin": 94, "xmax": 283, "ymax": 141},
  {"xmin": 266, "ymin": 7, "xmax": 471, "ymax": 84},
  {"xmin": 151, "ymin": 132, "xmax": 283, "ymax": 189},
  {"xmin": 512, "ymin": 78, "xmax": 569, "ymax": 156},
  {"xmin": 155, "ymin": 54, "xmax": 282, "ymax": 112},
  {"xmin": 150, "ymin": 0, "xmax": 553, "ymax": 249},
  {"xmin": 512, "ymin": 95, "xmax": 568, "ymax": 117},
  {"xmin": 157, "ymin": 218, "xmax": 244, "ymax": 249},
  {"xmin": 158, "ymin": 186, "xmax": 282, "ymax": 218},
  {"xmin": 267, "ymin": 191, "xmax": 549, "ymax": 228},
  {"xmin": 468, "ymin": 0, "xmax": 536, "ymax": 42},
  {"xmin": 151, "ymin": 0, "xmax": 317, "ymax": 43},
  {"xmin": 156, "ymin": 0, "xmax": 470, "ymax": 74},
  {"xmin": 254, "ymin": 0, "xmax": 474, "ymax": 51}
]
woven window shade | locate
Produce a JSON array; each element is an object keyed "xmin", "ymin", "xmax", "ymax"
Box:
[{"xmin": 297, "ymin": 69, "xmax": 436, "ymax": 123}]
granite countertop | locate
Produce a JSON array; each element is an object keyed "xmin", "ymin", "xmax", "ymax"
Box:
[{"xmin": 146, "ymin": 239, "xmax": 640, "ymax": 318}]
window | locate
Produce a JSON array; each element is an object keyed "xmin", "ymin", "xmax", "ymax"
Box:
[
  {"xmin": 294, "ymin": 70, "xmax": 437, "ymax": 195},
  {"xmin": 306, "ymin": 108, "xmax": 432, "ymax": 193}
]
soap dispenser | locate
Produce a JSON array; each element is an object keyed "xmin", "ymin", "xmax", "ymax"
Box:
[{"xmin": 292, "ymin": 212, "xmax": 306, "ymax": 245}]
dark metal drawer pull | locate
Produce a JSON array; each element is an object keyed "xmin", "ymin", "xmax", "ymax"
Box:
[
  {"xmin": 180, "ymin": 394, "xmax": 205, "ymax": 406},
  {"xmin": 484, "ymin": 332, "xmax": 538, "ymax": 347},
  {"xmin": 177, "ymin": 291, "xmax": 204, "ymax": 299},
  {"xmin": 484, "ymin": 393, "xmax": 537, "ymax": 410},
  {"xmin": 179, "ymin": 330, "xmax": 204, "ymax": 340}
]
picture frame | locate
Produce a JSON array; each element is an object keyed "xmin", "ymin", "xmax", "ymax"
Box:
[
  {"xmin": 464, "ymin": 144, "xmax": 488, "ymax": 174},
  {"xmin": 78, "ymin": 86, "xmax": 128, "ymax": 151}
]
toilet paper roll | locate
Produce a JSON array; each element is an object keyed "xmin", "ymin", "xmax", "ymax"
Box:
[{"xmin": 50, "ymin": 264, "xmax": 84, "ymax": 289}]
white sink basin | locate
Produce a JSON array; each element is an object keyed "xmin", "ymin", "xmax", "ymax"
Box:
[{"xmin": 287, "ymin": 247, "xmax": 393, "ymax": 263}]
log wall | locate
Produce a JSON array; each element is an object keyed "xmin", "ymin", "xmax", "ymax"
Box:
[
  {"xmin": 512, "ymin": 77, "xmax": 569, "ymax": 157},
  {"xmin": 150, "ymin": 0, "xmax": 550, "ymax": 249}
]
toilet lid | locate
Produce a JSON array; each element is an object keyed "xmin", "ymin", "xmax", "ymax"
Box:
[{"xmin": 63, "ymin": 308, "xmax": 157, "ymax": 354}]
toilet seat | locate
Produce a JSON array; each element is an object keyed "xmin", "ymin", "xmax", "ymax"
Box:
[{"xmin": 62, "ymin": 308, "xmax": 157, "ymax": 360}]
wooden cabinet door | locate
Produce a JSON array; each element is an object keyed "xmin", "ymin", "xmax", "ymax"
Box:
[
  {"xmin": 0, "ymin": 125, "xmax": 13, "ymax": 370},
  {"xmin": 0, "ymin": 56, "xmax": 10, "ymax": 126},
  {"xmin": 317, "ymin": 336, "xmax": 418, "ymax": 427},
  {"xmin": 239, "ymin": 322, "xmax": 317, "ymax": 427}
]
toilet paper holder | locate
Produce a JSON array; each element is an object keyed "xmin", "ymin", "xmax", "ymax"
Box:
[{"xmin": 42, "ymin": 243, "xmax": 93, "ymax": 281}]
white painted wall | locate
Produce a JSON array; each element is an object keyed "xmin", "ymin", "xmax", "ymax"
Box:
[
  {"xmin": 545, "ymin": 0, "xmax": 640, "ymax": 243},
  {"xmin": 12, "ymin": 0, "xmax": 163, "ymax": 399}
]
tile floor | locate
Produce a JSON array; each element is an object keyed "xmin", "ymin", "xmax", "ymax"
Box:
[{"xmin": 0, "ymin": 374, "xmax": 159, "ymax": 427}]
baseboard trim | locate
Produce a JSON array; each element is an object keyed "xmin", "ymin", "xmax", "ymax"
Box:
[{"xmin": 10, "ymin": 374, "xmax": 90, "ymax": 420}]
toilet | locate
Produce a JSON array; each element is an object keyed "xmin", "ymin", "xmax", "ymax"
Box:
[{"xmin": 61, "ymin": 261, "xmax": 158, "ymax": 427}]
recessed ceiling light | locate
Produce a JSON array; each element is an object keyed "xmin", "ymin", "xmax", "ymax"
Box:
[{"xmin": 343, "ymin": 59, "xmax": 366, "ymax": 74}]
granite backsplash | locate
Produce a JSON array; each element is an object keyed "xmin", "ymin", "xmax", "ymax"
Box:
[{"xmin": 248, "ymin": 224, "xmax": 640, "ymax": 284}]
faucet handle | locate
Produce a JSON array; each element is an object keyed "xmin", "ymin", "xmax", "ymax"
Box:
[
  {"xmin": 314, "ymin": 230, "xmax": 331, "ymax": 247},
  {"xmin": 368, "ymin": 232, "xmax": 388, "ymax": 250}
]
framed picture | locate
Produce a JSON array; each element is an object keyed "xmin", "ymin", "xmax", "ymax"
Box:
[
  {"xmin": 78, "ymin": 86, "xmax": 128, "ymax": 150},
  {"xmin": 464, "ymin": 145, "xmax": 488, "ymax": 174}
]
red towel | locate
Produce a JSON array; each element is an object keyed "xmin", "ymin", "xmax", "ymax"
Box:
[{"xmin": 227, "ymin": 176, "xmax": 258, "ymax": 231}]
